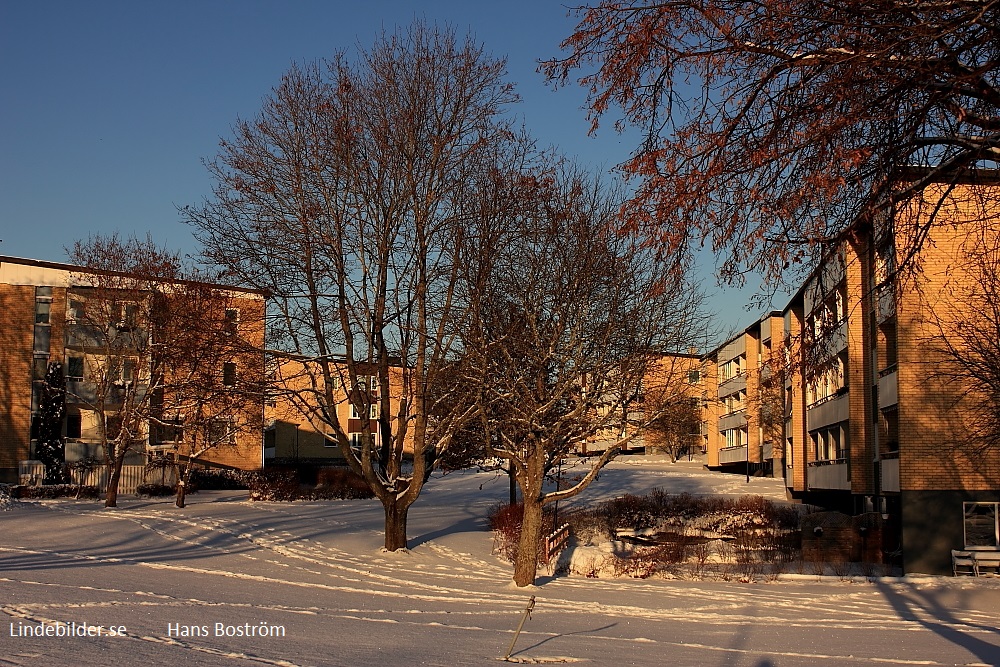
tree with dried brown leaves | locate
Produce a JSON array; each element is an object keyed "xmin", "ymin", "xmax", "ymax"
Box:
[
  {"xmin": 66, "ymin": 234, "xmax": 185, "ymax": 507},
  {"xmin": 66, "ymin": 234, "xmax": 264, "ymax": 508},
  {"xmin": 543, "ymin": 0, "xmax": 1000, "ymax": 289}
]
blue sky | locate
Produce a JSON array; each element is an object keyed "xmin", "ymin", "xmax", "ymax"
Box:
[{"xmin": 0, "ymin": 1, "xmax": 778, "ymax": 335}]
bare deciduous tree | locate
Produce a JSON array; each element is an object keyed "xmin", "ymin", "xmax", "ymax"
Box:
[
  {"xmin": 66, "ymin": 234, "xmax": 184, "ymax": 507},
  {"xmin": 543, "ymin": 1, "xmax": 1000, "ymax": 288},
  {"xmin": 458, "ymin": 162, "xmax": 705, "ymax": 586},
  {"xmin": 67, "ymin": 234, "xmax": 263, "ymax": 507},
  {"xmin": 643, "ymin": 357, "xmax": 703, "ymax": 463},
  {"xmin": 150, "ymin": 279, "xmax": 265, "ymax": 508},
  {"xmin": 186, "ymin": 22, "xmax": 521, "ymax": 550}
]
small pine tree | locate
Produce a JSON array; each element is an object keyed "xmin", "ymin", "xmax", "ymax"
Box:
[{"xmin": 36, "ymin": 361, "xmax": 69, "ymax": 484}]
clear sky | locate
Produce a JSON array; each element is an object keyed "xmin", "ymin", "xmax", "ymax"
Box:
[{"xmin": 0, "ymin": 0, "xmax": 780, "ymax": 337}]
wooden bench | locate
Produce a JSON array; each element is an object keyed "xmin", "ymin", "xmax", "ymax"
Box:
[
  {"xmin": 953, "ymin": 550, "xmax": 978, "ymax": 577},
  {"xmin": 972, "ymin": 550, "xmax": 1000, "ymax": 576}
]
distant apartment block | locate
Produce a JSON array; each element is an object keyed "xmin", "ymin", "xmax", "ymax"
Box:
[
  {"xmin": 0, "ymin": 255, "xmax": 266, "ymax": 483},
  {"xmin": 265, "ymin": 358, "xmax": 413, "ymax": 464}
]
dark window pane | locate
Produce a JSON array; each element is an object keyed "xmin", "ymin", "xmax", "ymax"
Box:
[
  {"xmin": 66, "ymin": 413, "xmax": 82, "ymax": 439},
  {"xmin": 33, "ymin": 325, "xmax": 51, "ymax": 352}
]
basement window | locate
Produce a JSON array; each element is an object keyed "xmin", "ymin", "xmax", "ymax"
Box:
[{"xmin": 964, "ymin": 503, "xmax": 999, "ymax": 549}]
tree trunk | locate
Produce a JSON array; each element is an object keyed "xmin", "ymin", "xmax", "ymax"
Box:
[
  {"xmin": 513, "ymin": 496, "xmax": 544, "ymax": 587},
  {"xmin": 175, "ymin": 463, "xmax": 188, "ymax": 508},
  {"xmin": 383, "ymin": 498, "xmax": 409, "ymax": 551},
  {"xmin": 104, "ymin": 454, "xmax": 126, "ymax": 508}
]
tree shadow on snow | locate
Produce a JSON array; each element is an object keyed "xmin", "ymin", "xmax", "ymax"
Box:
[{"xmin": 875, "ymin": 581, "xmax": 1000, "ymax": 665}]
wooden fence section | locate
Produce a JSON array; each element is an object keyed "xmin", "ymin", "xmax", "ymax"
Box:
[
  {"xmin": 18, "ymin": 460, "xmax": 176, "ymax": 495},
  {"xmin": 543, "ymin": 523, "xmax": 571, "ymax": 564}
]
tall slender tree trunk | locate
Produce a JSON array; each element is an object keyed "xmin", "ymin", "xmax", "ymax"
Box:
[
  {"xmin": 175, "ymin": 463, "xmax": 188, "ymax": 508},
  {"xmin": 105, "ymin": 452, "xmax": 126, "ymax": 508},
  {"xmin": 513, "ymin": 495, "xmax": 544, "ymax": 587}
]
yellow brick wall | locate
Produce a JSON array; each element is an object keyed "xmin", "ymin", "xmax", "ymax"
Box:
[
  {"xmin": 844, "ymin": 237, "xmax": 874, "ymax": 495},
  {"xmin": 895, "ymin": 184, "xmax": 1000, "ymax": 491},
  {"xmin": 0, "ymin": 284, "xmax": 36, "ymax": 480}
]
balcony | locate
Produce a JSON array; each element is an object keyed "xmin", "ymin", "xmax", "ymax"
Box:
[
  {"xmin": 878, "ymin": 367, "xmax": 898, "ymax": 410},
  {"xmin": 718, "ymin": 410, "xmax": 747, "ymax": 432},
  {"xmin": 807, "ymin": 459, "xmax": 850, "ymax": 490},
  {"xmin": 806, "ymin": 391, "xmax": 849, "ymax": 430},
  {"xmin": 65, "ymin": 380, "xmax": 148, "ymax": 406},
  {"xmin": 876, "ymin": 284, "xmax": 895, "ymax": 323},
  {"xmin": 880, "ymin": 455, "xmax": 900, "ymax": 493},
  {"xmin": 719, "ymin": 445, "xmax": 748, "ymax": 465}
]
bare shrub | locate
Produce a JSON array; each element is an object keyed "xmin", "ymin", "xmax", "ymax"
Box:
[
  {"xmin": 487, "ymin": 502, "xmax": 555, "ymax": 564},
  {"xmin": 831, "ymin": 560, "xmax": 854, "ymax": 580},
  {"xmin": 613, "ymin": 542, "xmax": 685, "ymax": 579},
  {"xmin": 861, "ymin": 561, "xmax": 888, "ymax": 580},
  {"xmin": 691, "ymin": 541, "xmax": 712, "ymax": 579},
  {"xmin": 565, "ymin": 507, "xmax": 612, "ymax": 546}
]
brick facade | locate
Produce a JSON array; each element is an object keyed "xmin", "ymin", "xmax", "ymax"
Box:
[{"xmin": 0, "ymin": 256, "xmax": 265, "ymax": 483}]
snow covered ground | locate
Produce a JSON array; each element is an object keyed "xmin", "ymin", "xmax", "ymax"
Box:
[{"xmin": 2, "ymin": 458, "xmax": 998, "ymax": 666}]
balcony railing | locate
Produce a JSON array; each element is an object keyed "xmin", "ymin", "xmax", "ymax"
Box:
[
  {"xmin": 880, "ymin": 456, "xmax": 900, "ymax": 493},
  {"xmin": 878, "ymin": 366, "xmax": 898, "ymax": 410},
  {"xmin": 719, "ymin": 445, "xmax": 748, "ymax": 465},
  {"xmin": 807, "ymin": 458, "xmax": 850, "ymax": 490}
]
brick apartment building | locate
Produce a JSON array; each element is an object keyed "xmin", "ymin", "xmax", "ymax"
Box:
[
  {"xmin": 265, "ymin": 358, "xmax": 413, "ymax": 464},
  {"xmin": 639, "ymin": 351, "xmax": 706, "ymax": 459},
  {"xmin": 701, "ymin": 170, "xmax": 1000, "ymax": 574},
  {"xmin": 703, "ymin": 314, "xmax": 785, "ymax": 476},
  {"xmin": 0, "ymin": 255, "xmax": 266, "ymax": 484}
]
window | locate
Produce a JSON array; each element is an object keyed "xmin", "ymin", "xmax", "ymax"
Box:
[
  {"xmin": 154, "ymin": 417, "xmax": 184, "ymax": 444},
  {"xmin": 223, "ymin": 308, "xmax": 239, "ymax": 335},
  {"xmin": 964, "ymin": 503, "xmax": 999, "ymax": 549},
  {"xmin": 720, "ymin": 355, "xmax": 744, "ymax": 381},
  {"xmin": 66, "ymin": 412, "xmax": 82, "ymax": 439},
  {"xmin": 807, "ymin": 353, "xmax": 847, "ymax": 405},
  {"xmin": 723, "ymin": 389, "xmax": 746, "ymax": 415},
  {"xmin": 33, "ymin": 356, "xmax": 49, "ymax": 381},
  {"xmin": 108, "ymin": 357, "xmax": 137, "ymax": 384},
  {"xmin": 208, "ymin": 420, "xmax": 236, "ymax": 445},
  {"xmin": 349, "ymin": 432, "xmax": 373, "ymax": 451},
  {"xmin": 688, "ymin": 369, "xmax": 701, "ymax": 384},
  {"xmin": 104, "ymin": 414, "xmax": 124, "ymax": 440},
  {"xmin": 110, "ymin": 302, "xmax": 139, "ymax": 330},
  {"xmin": 67, "ymin": 356, "xmax": 85, "ymax": 381},
  {"xmin": 723, "ymin": 427, "xmax": 747, "ymax": 448},
  {"xmin": 33, "ymin": 325, "xmax": 51, "ymax": 353},
  {"xmin": 35, "ymin": 301, "xmax": 50, "ymax": 324},
  {"xmin": 223, "ymin": 362, "xmax": 237, "ymax": 386},
  {"xmin": 68, "ymin": 299, "xmax": 86, "ymax": 323},
  {"xmin": 810, "ymin": 424, "xmax": 847, "ymax": 461},
  {"xmin": 350, "ymin": 402, "xmax": 379, "ymax": 420}
]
